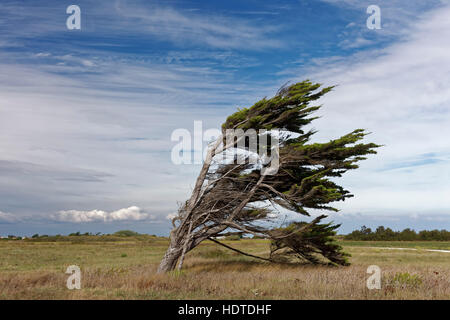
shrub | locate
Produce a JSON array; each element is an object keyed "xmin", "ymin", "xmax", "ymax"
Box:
[{"xmin": 113, "ymin": 230, "xmax": 140, "ymax": 237}]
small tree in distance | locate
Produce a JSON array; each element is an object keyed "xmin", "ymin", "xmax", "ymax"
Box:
[{"xmin": 157, "ymin": 81, "xmax": 380, "ymax": 273}]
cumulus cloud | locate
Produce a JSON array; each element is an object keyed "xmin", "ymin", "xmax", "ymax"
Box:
[{"xmin": 52, "ymin": 206, "xmax": 153, "ymax": 223}]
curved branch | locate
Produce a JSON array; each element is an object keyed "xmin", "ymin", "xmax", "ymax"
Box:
[{"xmin": 207, "ymin": 237, "xmax": 271, "ymax": 262}]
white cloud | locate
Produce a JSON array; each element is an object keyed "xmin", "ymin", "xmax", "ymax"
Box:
[
  {"xmin": 321, "ymin": 0, "xmax": 445, "ymax": 32},
  {"xmin": 0, "ymin": 211, "xmax": 20, "ymax": 223},
  {"xmin": 0, "ymin": 1, "xmax": 283, "ymax": 51},
  {"xmin": 35, "ymin": 52, "xmax": 51, "ymax": 57},
  {"xmin": 0, "ymin": 47, "xmax": 273, "ymax": 220},
  {"xmin": 1, "ymin": 0, "xmax": 449, "ymax": 230},
  {"xmin": 166, "ymin": 213, "xmax": 177, "ymax": 220},
  {"xmin": 114, "ymin": 4, "xmax": 282, "ymax": 49},
  {"xmin": 289, "ymin": 4, "xmax": 450, "ymax": 217},
  {"xmin": 52, "ymin": 206, "xmax": 153, "ymax": 223},
  {"xmin": 54, "ymin": 55, "xmax": 96, "ymax": 67},
  {"xmin": 339, "ymin": 37, "xmax": 372, "ymax": 49}
]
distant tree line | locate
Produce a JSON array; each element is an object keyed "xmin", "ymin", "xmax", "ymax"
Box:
[
  {"xmin": 344, "ymin": 226, "xmax": 450, "ymax": 241},
  {"xmin": 0, "ymin": 230, "xmax": 154, "ymax": 241}
]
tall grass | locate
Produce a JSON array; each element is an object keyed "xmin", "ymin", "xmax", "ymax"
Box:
[{"xmin": 0, "ymin": 239, "xmax": 448, "ymax": 299}]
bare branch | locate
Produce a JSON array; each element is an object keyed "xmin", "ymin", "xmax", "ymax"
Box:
[{"xmin": 207, "ymin": 237, "xmax": 271, "ymax": 262}]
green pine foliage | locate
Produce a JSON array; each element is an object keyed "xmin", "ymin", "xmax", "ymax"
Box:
[
  {"xmin": 270, "ymin": 215, "xmax": 350, "ymax": 266},
  {"xmin": 219, "ymin": 81, "xmax": 380, "ymax": 218},
  {"xmin": 214, "ymin": 81, "xmax": 381, "ymax": 265},
  {"xmin": 160, "ymin": 80, "xmax": 381, "ymax": 271}
]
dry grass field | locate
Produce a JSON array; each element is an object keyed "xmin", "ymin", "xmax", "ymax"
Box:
[{"xmin": 0, "ymin": 236, "xmax": 449, "ymax": 299}]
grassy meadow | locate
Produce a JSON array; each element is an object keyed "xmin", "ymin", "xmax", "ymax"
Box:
[{"xmin": 0, "ymin": 236, "xmax": 449, "ymax": 299}]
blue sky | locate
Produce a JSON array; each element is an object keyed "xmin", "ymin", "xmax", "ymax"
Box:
[{"xmin": 1, "ymin": 0, "xmax": 450, "ymax": 236}]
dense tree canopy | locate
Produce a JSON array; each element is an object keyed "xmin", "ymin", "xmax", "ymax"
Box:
[
  {"xmin": 158, "ymin": 80, "xmax": 380, "ymax": 272},
  {"xmin": 345, "ymin": 226, "xmax": 450, "ymax": 241}
]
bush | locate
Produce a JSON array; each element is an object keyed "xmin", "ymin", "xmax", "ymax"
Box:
[{"xmin": 113, "ymin": 230, "xmax": 140, "ymax": 237}]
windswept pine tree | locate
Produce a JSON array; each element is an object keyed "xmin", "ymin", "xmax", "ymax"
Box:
[{"xmin": 158, "ymin": 81, "xmax": 380, "ymax": 273}]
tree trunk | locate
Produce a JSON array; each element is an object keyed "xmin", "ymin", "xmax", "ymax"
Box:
[
  {"xmin": 157, "ymin": 243, "xmax": 183, "ymax": 273},
  {"xmin": 156, "ymin": 226, "xmax": 184, "ymax": 273}
]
